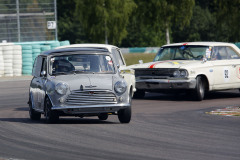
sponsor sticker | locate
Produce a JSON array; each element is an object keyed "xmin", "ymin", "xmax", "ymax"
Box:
[
  {"xmin": 206, "ymin": 48, "xmax": 211, "ymax": 59},
  {"xmin": 105, "ymin": 56, "xmax": 111, "ymax": 61}
]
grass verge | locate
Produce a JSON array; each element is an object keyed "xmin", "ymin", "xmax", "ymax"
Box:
[{"xmin": 123, "ymin": 53, "xmax": 156, "ymax": 66}]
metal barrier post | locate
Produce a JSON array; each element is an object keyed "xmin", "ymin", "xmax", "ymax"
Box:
[{"xmin": 16, "ymin": 0, "xmax": 20, "ymax": 42}]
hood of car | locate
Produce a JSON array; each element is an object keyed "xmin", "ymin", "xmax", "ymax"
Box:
[
  {"xmin": 50, "ymin": 74, "xmax": 113, "ymax": 91},
  {"xmin": 129, "ymin": 60, "xmax": 203, "ymax": 69}
]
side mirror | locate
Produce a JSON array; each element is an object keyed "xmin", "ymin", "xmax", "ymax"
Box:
[
  {"xmin": 139, "ymin": 60, "xmax": 143, "ymax": 64},
  {"xmin": 41, "ymin": 71, "xmax": 46, "ymax": 77}
]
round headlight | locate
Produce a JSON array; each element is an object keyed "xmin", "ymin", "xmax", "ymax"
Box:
[
  {"xmin": 114, "ymin": 81, "xmax": 127, "ymax": 94},
  {"xmin": 173, "ymin": 70, "xmax": 180, "ymax": 77},
  {"xmin": 180, "ymin": 70, "xmax": 188, "ymax": 77},
  {"xmin": 55, "ymin": 82, "xmax": 68, "ymax": 95}
]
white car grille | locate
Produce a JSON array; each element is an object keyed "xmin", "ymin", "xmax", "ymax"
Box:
[
  {"xmin": 135, "ymin": 68, "xmax": 177, "ymax": 79},
  {"xmin": 65, "ymin": 89, "xmax": 117, "ymax": 106}
]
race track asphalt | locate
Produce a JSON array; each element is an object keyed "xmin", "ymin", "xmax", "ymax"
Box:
[{"xmin": 0, "ymin": 80, "xmax": 239, "ymax": 160}]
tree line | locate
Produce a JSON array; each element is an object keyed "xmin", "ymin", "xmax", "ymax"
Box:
[{"xmin": 58, "ymin": 0, "xmax": 240, "ymax": 47}]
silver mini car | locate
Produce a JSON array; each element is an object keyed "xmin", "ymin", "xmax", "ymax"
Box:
[{"xmin": 29, "ymin": 47, "xmax": 132, "ymax": 123}]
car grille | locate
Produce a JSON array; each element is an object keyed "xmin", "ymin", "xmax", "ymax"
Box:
[
  {"xmin": 65, "ymin": 89, "xmax": 117, "ymax": 106},
  {"xmin": 135, "ymin": 68, "xmax": 177, "ymax": 79}
]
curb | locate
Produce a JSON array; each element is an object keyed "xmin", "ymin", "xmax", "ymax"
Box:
[{"xmin": 206, "ymin": 106, "xmax": 240, "ymax": 116}]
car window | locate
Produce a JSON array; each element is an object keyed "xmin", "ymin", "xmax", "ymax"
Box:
[
  {"xmin": 32, "ymin": 56, "xmax": 42, "ymax": 77},
  {"xmin": 51, "ymin": 54, "xmax": 115, "ymax": 75},
  {"xmin": 154, "ymin": 46, "xmax": 207, "ymax": 61},
  {"xmin": 41, "ymin": 58, "xmax": 47, "ymax": 73},
  {"xmin": 226, "ymin": 47, "xmax": 240, "ymax": 59},
  {"xmin": 112, "ymin": 49, "xmax": 124, "ymax": 66},
  {"xmin": 212, "ymin": 46, "xmax": 228, "ymax": 60}
]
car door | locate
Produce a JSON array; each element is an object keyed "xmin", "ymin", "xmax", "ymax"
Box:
[
  {"xmin": 225, "ymin": 46, "xmax": 240, "ymax": 87},
  {"xmin": 31, "ymin": 56, "xmax": 42, "ymax": 110},
  {"xmin": 38, "ymin": 57, "xmax": 48, "ymax": 111},
  {"xmin": 211, "ymin": 46, "xmax": 238, "ymax": 90}
]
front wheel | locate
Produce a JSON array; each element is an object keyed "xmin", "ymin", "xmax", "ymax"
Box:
[
  {"xmin": 194, "ymin": 76, "xmax": 205, "ymax": 101},
  {"xmin": 44, "ymin": 97, "xmax": 59, "ymax": 123},
  {"xmin": 118, "ymin": 107, "xmax": 131, "ymax": 123}
]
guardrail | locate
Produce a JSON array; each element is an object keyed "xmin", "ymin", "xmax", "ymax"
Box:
[{"xmin": 120, "ymin": 47, "xmax": 160, "ymax": 54}]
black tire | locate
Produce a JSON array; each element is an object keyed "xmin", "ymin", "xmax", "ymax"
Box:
[
  {"xmin": 118, "ymin": 106, "xmax": 131, "ymax": 123},
  {"xmin": 98, "ymin": 113, "xmax": 109, "ymax": 120},
  {"xmin": 44, "ymin": 97, "xmax": 59, "ymax": 123},
  {"xmin": 133, "ymin": 89, "xmax": 145, "ymax": 99},
  {"xmin": 194, "ymin": 76, "xmax": 205, "ymax": 101},
  {"xmin": 29, "ymin": 97, "xmax": 41, "ymax": 120}
]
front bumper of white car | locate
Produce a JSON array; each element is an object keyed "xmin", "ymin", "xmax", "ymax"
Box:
[{"xmin": 136, "ymin": 78, "xmax": 196, "ymax": 90}]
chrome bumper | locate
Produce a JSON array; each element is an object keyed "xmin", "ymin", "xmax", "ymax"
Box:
[
  {"xmin": 136, "ymin": 78, "xmax": 196, "ymax": 90},
  {"xmin": 52, "ymin": 103, "xmax": 130, "ymax": 114}
]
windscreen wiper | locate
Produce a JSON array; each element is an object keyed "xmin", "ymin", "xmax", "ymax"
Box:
[{"xmin": 52, "ymin": 72, "xmax": 69, "ymax": 76}]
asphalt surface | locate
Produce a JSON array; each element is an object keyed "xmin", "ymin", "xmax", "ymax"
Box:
[{"xmin": 0, "ymin": 79, "xmax": 240, "ymax": 160}]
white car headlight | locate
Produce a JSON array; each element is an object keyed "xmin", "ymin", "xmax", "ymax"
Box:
[
  {"xmin": 55, "ymin": 82, "xmax": 68, "ymax": 95},
  {"xmin": 173, "ymin": 70, "xmax": 180, "ymax": 77},
  {"xmin": 173, "ymin": 70, "xmax": 188, "ymax": 78},
  {"xmin": 114, "ymin": 81, "xmax": 127, "ymax": 94},
  {"xmin": 180, "ymin": 70, "xmax": 188, "ymax": 77}
]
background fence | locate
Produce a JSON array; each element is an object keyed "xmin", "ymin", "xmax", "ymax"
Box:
[{"xmin": 0, "ymin": 0, "xmax": 57, "ymax": 42}]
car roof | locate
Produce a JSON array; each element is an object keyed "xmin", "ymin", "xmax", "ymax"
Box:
[
  {"xmin": 56, "ymin": 43, "xmax": 118, "ymax": 52},
  {"xmin": 162, "ymin": 42, "xmax": 240, "ymax": 52},
  {"xmin": 40, "ymin": 47, "xmax": 109, "ymax": 56},
  {"xmin": 162, "ymin": 42, "xmax": 233, "ymax": 47}
]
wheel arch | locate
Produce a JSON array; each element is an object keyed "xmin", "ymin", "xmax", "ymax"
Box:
[
  {"xmin": 129, "ymin": 85, "xmax": 133, "ymax": 97},
  {"xmin": 196, "ymin": 74, "xmax": 209, "ymax": 92},
  {"xmin": 44, "ymin": 94, "xmax": 53, "ymax": 110}
]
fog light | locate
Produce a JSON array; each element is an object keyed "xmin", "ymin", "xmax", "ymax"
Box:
[
  {"xmin": 118, "ymin": 97, "xmax": 123, "ymax": 102},
  {"xmin": 59, "ymin": 97, "xmax": 65, "ymax": 103}
]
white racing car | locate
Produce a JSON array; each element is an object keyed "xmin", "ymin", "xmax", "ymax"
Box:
[{"xmin": 129, "ymin": 42, "xmax": 240, "ymax": 101}]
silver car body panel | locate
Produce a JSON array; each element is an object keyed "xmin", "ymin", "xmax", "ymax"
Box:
[{"xmin": 30, "ymin": 48, "xmax": 131, "ymax": 116}]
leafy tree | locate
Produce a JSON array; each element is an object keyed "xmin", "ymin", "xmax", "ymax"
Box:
[
  {"xmin": 162, "ymin": 0, "xmax": 195, "ymax": 44},
  {"xmin": 57, "ymin": 0, "xmax": 240, "ymax": 46},
  {"xmin": 172, "ymin": 5, "xmax": 216, "ymax": 42},
  {"xmin": 214, "ymin": 0, "xmax": 240, "ymax": 42},
  {"xmin": 131, "ymin": 0, "xmax": 194, "ymax": 44},
  {"xmin": 121, "ymin": 0, "xmax": 165, "ymax": 47},
  {"xmin": 74, "ymin": 0, "xmax": 136, "ymax": 45},
  {"xmin": 58, "ymin": 1, "xmax": 89, "ymax": 43}
]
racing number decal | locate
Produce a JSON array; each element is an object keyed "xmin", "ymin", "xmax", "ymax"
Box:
[
  {"xmin": 223, "ymin": 68, "xmax": 230, "ymax": 82},
  {"xmin": 224, "ymin": 70, "xmax": 229, "ymax": 78}
]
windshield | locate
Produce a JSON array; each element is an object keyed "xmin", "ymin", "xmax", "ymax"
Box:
[
  {"xmin": 50, "ymin": 54, "xmax": 115, "ymax": 75},
  {"xmin": 154, "ymin": 46, "xmax": 209, "ymax": 61}
]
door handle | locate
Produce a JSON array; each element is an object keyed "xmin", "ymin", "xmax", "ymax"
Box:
[{"xmin": 232, "ymin": 65, "xmax": 237, "ymax": 68}]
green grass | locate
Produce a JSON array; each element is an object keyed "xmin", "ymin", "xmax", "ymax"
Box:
[{"xmin": 123, "ymin": 53, "xmax": 156, "ymax": 66}]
